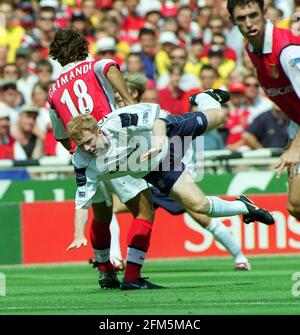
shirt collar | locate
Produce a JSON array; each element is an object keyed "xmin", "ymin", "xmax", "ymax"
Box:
[
  {"xmin": 60, "ymin": 56, "xmax": 93, "ymax": 74},
  {"xmin": 249, "ymin": 20, "xmax": 273, "ymax": 54}
]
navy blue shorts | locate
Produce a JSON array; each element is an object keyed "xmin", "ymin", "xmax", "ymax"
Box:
[
  {"xmin": 151, "ymin": 186, "xmax": 185, "ymax": 215},
  {"xmin": 145, "ymin": 111, "xmax": 208, "ymax": 195}
]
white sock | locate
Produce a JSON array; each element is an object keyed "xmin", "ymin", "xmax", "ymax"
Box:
[
  {"xmin": 94, "ymin": 248, "xmax": 110, "ymax": 264},
  {"xmin": 206, "ymin": 196, "xmax": 249, "ymax": 217},
  {"xmin": 206, "ymin": 218, "xmax": 247, "ymax": 263},
  {"xmin": 195, "ymin": 92, "xmax": 222, "ymax": 111},
  {"xmin": 109, "ymin": 214, "xmax": 122, "ymax": 261},
  {"xmin": 127, "ymin": 247, "xmax": 146, "ymax": 266}
]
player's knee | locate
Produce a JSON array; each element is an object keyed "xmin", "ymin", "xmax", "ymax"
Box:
[
  {"xmin": 287, "ymin": 201, "xmax": 300, "ymax": 219},
  {"xmin": 137, "ymin": 208, "xmax": 155, "ymax": 223},
  {"xmin": 206, "ymin": 109, "xmax": 226, "ymax": 131},
  {"xmin": 186, "ymin": 199, "xmax": 209, "ymax": 214}
]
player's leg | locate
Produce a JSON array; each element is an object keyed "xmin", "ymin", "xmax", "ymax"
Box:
[
  {"xmin": 121, "ymin": 188, "xmax": 162, "ymax": 289},
  {"xmin": 287, "ymin": 167, "xmax": 300, "ymax": 219},
  {"xmin": 109, "ymin": 213, "xmax": 124, "ymax": 271},
  {"xmin": 106, "ymin": 177, "xmax": 162, "ymax": 289},
  {"xmin": 168, "ymin": 170, "xmax": 274, "ymax": 225},
  {"xmin": 186, "ymin": 210, "xmax": 250, "ymax": 270},
  {"xmin": 91, "ymin": 201, "xmax": 120, "ymax": 288}
]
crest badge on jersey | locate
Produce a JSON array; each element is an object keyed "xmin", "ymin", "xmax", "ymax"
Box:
[{"xmin": 269, "ymin": 64, "xmax": 279, "ymax": 79}]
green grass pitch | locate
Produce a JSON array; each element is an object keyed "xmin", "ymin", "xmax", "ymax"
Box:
[{"xmin": 0, "ymin": 255, "xmax": 300, "ymax": 315}]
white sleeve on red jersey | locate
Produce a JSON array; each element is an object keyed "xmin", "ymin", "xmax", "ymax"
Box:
[
  {"xmin": 280, "ymin": 45, "xmax": 300, "ymax": 98},
  {"xmin": 93, "ymin": 59, "xmax": 119, "ymax": 111},
  {"xmin": 49, "ymin": 109, "xmax": 69, "ymax": 140}
]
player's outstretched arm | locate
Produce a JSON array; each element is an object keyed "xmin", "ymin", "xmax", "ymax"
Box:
[
  {"xmin": 140, "ymin": 118, "xmax": 167, "ymax": 162},
  {"xmin": 106, "ymin": 65, "xmax": 135, "ymax": 106},
  {"xmin": 66, "ymin": 208, "xmax": 88, "ymax": 250}
]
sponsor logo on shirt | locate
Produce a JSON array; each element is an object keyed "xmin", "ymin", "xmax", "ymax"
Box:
[
  {"xmin": 289, "ymin": 57, "xmax": 300, "ymax": 67},
  {"xmin": 263, "ymin": 85, "xmax": 294, "ymax": 97},
  {"xmin": 196, "ymin": 116, "xmax": 203, "ymax": 125},
  {"xmin": 142, "ymin": 111, "xmax": 149, "ymax": 124},
  {"xmin": 79, "ymin": 191, "xmax": 86, "ymax": 198},
  {"xmin": 269, "ymin": 64, "xmax": 279, "ymax": 79}
]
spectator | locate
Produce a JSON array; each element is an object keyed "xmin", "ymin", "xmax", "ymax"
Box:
[
  {"xmin": 185, "ymin": 37, "xmax": 204, "ymax": 77},
  {"xmin": 225, "ymin": 82, "xmax": 250, "ymax": 151},
  {"xmin": 157, "ymin": 46, "xmax": 200, "ymax": 91},
  {"xmin": 35, "ymin": 59, "xmax": 53, "ymax": 87},
  {"xmin": 266, "ymin": 5, "xmax": 284, "ymax": 26},
  {"xmin": 140, "ymin": 1, "xmax": 161, "ymax": 32},
  {"xmin": 183, "ymin": 64, "xmax": 223, "ymax": 113},
  {"xmin": 161, "ymin": 17, "xmax": 179, "ymax": 35},
  {"xmin": 70, "ymin": 10, "xmax": 95, "ymax": 39},
  {"xmin": 227, "ymin": 66, "xmax": 248, "ymax": 84},
  {"xmin": 0, "ymin": 1, "xmax": 24, "ymax": 63},
  {"xmin": 138, "ymin": 27, "xmax": 157, "ymax": 80},
  {"xmin": 36, "ymin": 4, "xmax": 57, "ymax": 58},
  {"xmin": 1, "ymin": 63, "xmax": 20, "ymax": 80},
  {"xmin": 199, "ymin": 64, "xmax": 222, "ymax": 90},
  {"xmin": 176, "ymin": 6, "xmax": 193, "ymax": 45},
  {"xmin": 207, "ymin": 16, "xmax": 226, "ymax": 42},
  {"xmin": 243, "ymin": 74, "xmax": 273, "ymax": 123},
  {"xmin": 141, "ymin": 86, "xmax": 159, "ymax": 104},
  {"xmin": 155, "ymin": 31, "xmax": 180, "ymax": 76},
  {"xmin": 0, "ymin": 46, "xmax": 8, "ymax": 68},
  {"xmin": 243, "ymin": 104, "xmax": 289, "ymax": 149},
  {"xmin": 158, "ymin": 64, "xmax": 186, "ymax": 115},
  {"xmin": 125, "ymin": 52, "xmax": 145, "ymax": 73},
  {"xmin": 15, "ymin": 47, "xmax": 38, "ymax": 104},
  {"xmin": 202, "ymin": 45, "xmax": 235, "ymax": 86},
  {"xmin": 31, "ymin": 81, "xmax": 51, "ymax": 135},
  {"xmin": 0, "ymin": 108, "xmax": 15, "ymax": 159},
  {"xmin": 200, "ymin": 33, "xmax": 237, "ymax": 62},
  {"xmin": 81, "ymin": 0, "xmax": 99, "ymax": 29},
  {"xmin": 120, "ymin": 0, "xmax": 145, "ymax": 45},
  {"xmin": 11, "ymin": 104, "xmax": 43, "ymax": 159},
  {"xmin": 195, "ymin": 5, "xmax": 213, "ymax": 44},
  {"xmin": 94, "ymin": 36, "xmax": 122, "ymax": 67},
  {"xmin": 0, "ymin": 78, "xmax": 22, "ymax": 124},
  {"xmin": 115, "ymin": 72, "xmax": 147, "ymax": 107}
]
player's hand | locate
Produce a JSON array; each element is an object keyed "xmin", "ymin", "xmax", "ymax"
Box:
[
  {"xmin": 273, "ymin": 146, "xmax": 300, "ymax": 179},
  {"xmin": 66, "ymin": 237, "xmax": 87, "ymax": 251},
  {"xmin": 140, "ymin": 147, "xmax": 162, "ymax": 162}
]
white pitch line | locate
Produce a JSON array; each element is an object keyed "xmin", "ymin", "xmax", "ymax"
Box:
[{"xmin": 1, "ymin": 301, "xmax": 300, "ymax": 311}]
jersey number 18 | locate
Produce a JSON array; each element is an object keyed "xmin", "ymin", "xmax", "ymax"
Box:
[{"xmin": 60, "ymin": 79, "xmax": 94, "ymax": 116}]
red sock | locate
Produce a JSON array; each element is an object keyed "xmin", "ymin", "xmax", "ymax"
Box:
[
  {"xmin": 125, "ymin": 219, "xmax": 153, "ymax": 281},
  {"xmin": 90, "ymin": 219, "xmax": 114, "ymax": 273}
]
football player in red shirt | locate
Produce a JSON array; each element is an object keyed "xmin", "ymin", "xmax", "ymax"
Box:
[{"xmin": 228, "ymin": 0, "xmax": 300, "ymax": 220}]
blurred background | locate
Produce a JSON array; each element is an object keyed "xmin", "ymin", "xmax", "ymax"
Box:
[{"xmin": 0, "ymin": 0, "xmax": 298, "ymax": 266}]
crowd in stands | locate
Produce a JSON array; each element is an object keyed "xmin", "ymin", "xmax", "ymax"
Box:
[{"xmin": 0, "ymin": 0, "xmax": 297, "ymax": 160}]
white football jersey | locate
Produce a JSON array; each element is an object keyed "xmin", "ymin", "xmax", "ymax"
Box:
[{"xmin": 72, "ymin": 103, "xmax": 169, "ymax": 183}]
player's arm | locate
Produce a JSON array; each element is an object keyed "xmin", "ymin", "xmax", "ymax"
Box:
[
  {"xmin": 242, "ymin": 132, "xmax": 262, "ymax": 149},
  {"xmin": 274, "ymin": 47, "xmax": 300, "ymax": 177},
  {"xmin": 67, "ymin": 163, "xmax": 95, "ymax": 250},
  {"xmin": 106, "ymin": 65, "xmax": 135, "ymax": 106},
  {"xmin": 66, "ymin": 207, "xmax": 88, "ymax": 250},
  {"xmin": 140, "ymin": 118, "xmax": 167, "ymax": 162},
  {"xmin": 49, "ymin": 109, "xmax": 72, "ymax": 151}
]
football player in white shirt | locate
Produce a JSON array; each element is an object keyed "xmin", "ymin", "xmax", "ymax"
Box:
[{"xmin": 68, "ymin": 89, "xmax": 275, "ymax": 289}]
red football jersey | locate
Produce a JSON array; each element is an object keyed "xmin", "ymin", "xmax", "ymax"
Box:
[
  {"xmin": 48, "ymin": 59, "xmax": 118, "ymax": 128},
  {"xmin": 246, "ymin": 25, "xmax": 300, "ymax": 125}
]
